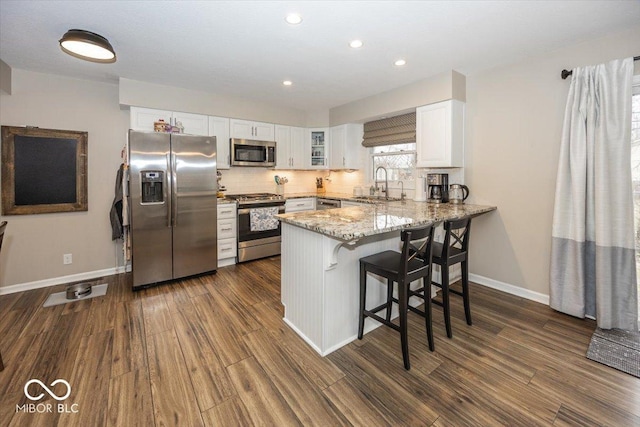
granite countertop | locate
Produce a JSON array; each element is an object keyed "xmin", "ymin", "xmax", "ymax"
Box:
[
  {"xmin": 277, "ymin": 200, "xmax": 497, "ymax": 242},
  {"xmin": 218, "ymin": 192, "xmax": 393, "ymax": 205},
  {"xmin": 284, "ymin": 192, "xmax": 395, "ymax": 204},
  {"xmin": 217, "ymin": 198, "xmax": 236, "ymax": 205}
]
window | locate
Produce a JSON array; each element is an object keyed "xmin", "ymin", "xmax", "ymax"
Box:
[{"xmin": 371, "ymin": 143, "xmax": 416, "ymax": 186}]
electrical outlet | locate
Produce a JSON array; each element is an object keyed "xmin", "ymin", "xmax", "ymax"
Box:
[{"xmin": 63, "ymin": 253, "xmax": 72, "ymax": 265}]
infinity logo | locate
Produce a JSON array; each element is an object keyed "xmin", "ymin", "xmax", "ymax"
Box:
[{"xmin": 24, "ymin": 379, "xmax": 72, "ymax": 401}]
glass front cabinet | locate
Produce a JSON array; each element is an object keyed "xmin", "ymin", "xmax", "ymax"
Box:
[{"xmin": 308, "ymin": 128, "xmax": 328, "ymax": 168}]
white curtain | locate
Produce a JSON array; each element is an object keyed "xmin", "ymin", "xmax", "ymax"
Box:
[{"xmin": 550, "ymin": 57, "xmax": 638, "ymax": 330}]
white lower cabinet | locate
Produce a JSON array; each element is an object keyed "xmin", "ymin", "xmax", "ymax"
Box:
[
  {"xmin": 217, "ymin": 203, "xmax": 237, "ymax": 267},
  {"xmin": 285, "ymin": 198, "xmax": 316, "ymax": 213}
]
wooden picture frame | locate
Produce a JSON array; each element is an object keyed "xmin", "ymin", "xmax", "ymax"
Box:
[{"xmin": 1, "ymin": 126, "xmax": 88, "ymax": 215}]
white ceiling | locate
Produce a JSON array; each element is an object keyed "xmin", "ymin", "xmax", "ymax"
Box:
[{"xmin": 1, "ymin": 1, "xmax": 639, "ymax": 112}]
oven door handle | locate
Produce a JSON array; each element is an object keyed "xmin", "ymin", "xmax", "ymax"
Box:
[{"xmin": 237, "ymin": 206, "xmax": 285, "ymax": 215}]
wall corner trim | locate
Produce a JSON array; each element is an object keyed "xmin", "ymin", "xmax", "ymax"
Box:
[
  {"xmin": 0, "ymin": 266, "xmax": 127, "ymax": 295},
  {"xmin": 469, "ymin": 273, "xmax": 550, "ymax": 305}
]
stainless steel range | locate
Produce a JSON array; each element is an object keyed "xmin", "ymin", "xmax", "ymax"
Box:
[{"xmin": 225, "ymin": 193, "xmax": 285, "ymax": 262}]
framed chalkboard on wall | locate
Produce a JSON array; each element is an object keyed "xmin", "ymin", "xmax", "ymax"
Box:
[{"xmin": 1, "ymin": 126, "xmax": 88, "ymax": 215}]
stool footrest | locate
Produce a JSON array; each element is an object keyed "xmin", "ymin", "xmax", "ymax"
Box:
[
  {"xmin": 363, "ymin": 311, "xmax": 401, "ymax": 332},
  {"xmin": 388, "ymin": 295, "xmax": 427, "ymax": 318},
  {"xmin": 368, "ymin": 301, "xmax": 393, "ymax": 315}
]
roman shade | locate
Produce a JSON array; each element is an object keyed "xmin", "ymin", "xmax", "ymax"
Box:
[{"xmin": 361, "ymin": 112, "xmax": 416, "ymax": 147}]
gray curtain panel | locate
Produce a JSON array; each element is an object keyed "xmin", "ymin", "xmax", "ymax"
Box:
[{"xmin": 550, "ymin": 57, "xmax": 638, "ymax": 331}]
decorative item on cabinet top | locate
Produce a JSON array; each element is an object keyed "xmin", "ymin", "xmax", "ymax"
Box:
[{"xmin": 154, "ymin": 119, "xmax": 184, "ymax": 133}]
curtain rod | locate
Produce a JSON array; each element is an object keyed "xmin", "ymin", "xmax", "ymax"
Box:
[{"xmin": 561, "ymin": 56, "xmax": 640, "ymax": 80}]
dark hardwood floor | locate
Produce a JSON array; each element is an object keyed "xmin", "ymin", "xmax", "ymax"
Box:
[{"xmin": 1, "ymin": 257, "xmax": 639, "ymax": 426}]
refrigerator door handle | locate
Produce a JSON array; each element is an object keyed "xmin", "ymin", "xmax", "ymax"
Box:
[
  {"xmin": 166, "ymin": 153, "xmax": 172, "ymax": 228},
  {"xmin": 171, "ymin": 152, "xmax": 178, "ymax": 227}
]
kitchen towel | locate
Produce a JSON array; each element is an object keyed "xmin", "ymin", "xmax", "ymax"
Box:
[{"xmin": 250, "ymin": 207, "xmax": 280, "ymax": 231}]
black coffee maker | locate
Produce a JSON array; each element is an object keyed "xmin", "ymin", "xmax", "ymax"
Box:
[{"xmin": 426, "ymin": 173, "xmax": 449, "ymax": 203}]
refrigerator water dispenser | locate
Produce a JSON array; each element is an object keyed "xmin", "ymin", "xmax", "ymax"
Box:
[{"xmin": 141, "ymin": 171, "xmax": 164, "ymax": 203}]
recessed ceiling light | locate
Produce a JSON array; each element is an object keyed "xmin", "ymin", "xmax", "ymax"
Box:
[
  {"xmin": 349, "ymin": 40, "xmax": 363, "ymax": 49},
  {"xmin": 285, "ymin": 14, "xmax": 302, "ymax": 25},
  {"xmin": 394, "ymin": 59, "xmax": 406, "ymax": 67},
  {"xmin": 283, "ymin": 80, "xmax": 293, "ymax": 86},
  {"xmin": 59, "ymin": 29, "xmax": 116, "ymax": 63}
]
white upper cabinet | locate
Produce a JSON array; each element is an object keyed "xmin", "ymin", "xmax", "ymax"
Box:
[
  {"xmin": 130, "ymin": 107, "xmax": 208, "ymax": 136},
  {"xmin": 416, "ymin": 100, "xmax": 464, "ymax": 168},
  {"xmin": 276, "ymin": 126, "xmax": 306, "ymax": 169},
  {"xmin": 130, "ymin": 107, "xmax": 172, "ymax": 132},
  {"xmin": 307, "ymin": 128, "xmax": 329, "ymax": 169},
  {"xmin": 330, "ymin": 126, "xmax": 344, "ymax": 169},
  {"xmin": 173, "ymin": 111, "xmax": 209, "ymax": 136},
  {"xmin": 230, "ymin": 119, "xmax": 275, "ymax": 141},
  {"xmin": 209, "ymin": 116, "xmax": 230, "ymax": 169},
  {"xmin": 330, "ymin": 124, "xmax": 363, "ymax": 170},
  {"xmin": 275, "ymin": 125, "xmax": 291, "ymax": 169},
  {"xmin": 290, "ymin": 127, "xmax": 305, "ymax": 169}
]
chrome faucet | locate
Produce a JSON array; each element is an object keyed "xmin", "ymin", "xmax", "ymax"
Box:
[
  {"xmin": 375, "ymin": 166, "xmax": 389, "ymax": 200},
  {"xmin": 398, "ymin": 180, "xmax": 406, "ymax": 201}
]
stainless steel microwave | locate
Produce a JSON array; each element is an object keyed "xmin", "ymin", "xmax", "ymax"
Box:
[{"xmin": 230, "ymin": 138, "xmax": 276, "ymax": 167}]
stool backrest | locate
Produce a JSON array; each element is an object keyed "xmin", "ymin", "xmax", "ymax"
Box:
[
  {"xmin": 400, "ymin": 224, "xmax": 435, "ymax": 276},
  {"xmin": 442, "ymin": 218, "xmax": 471, "ymax": 258}
]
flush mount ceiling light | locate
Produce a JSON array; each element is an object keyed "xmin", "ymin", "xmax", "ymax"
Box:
[
  {"xmin": 394, "ymin": 59, "xmax": 407, "ymax": 67},
  {"xmin": 283, "ymin": 80, "xmax": 293, "ymax": 86},
  {"xmin": 59, "ymin": 29, "xmax": 116, "ymax": 63},
  {"xmin": 349, "ymin": 40, "xmax": 363, "ymax": 49},
  {"xmin": 285, "ymin": 13, "xmax": 303, "ymax": 25}
]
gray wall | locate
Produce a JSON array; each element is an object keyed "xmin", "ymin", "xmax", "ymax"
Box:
[
  {"xmin": 0, "ymin": 59, "xmax": 11, "ymax": 95},
  {"xmin": 119, "ymin": 78, "xmax": 308, "ymax": 127},
  {"xmin": 465, "ymin": 25, "xmax": 640, "ymax": 298},
  {"xmin": 329, "ymin": 70, "xmax": 466, "ymax": 125},
  {"xmin": 0, "ymin": 69, "xmax": 128, "ymax": 289}
]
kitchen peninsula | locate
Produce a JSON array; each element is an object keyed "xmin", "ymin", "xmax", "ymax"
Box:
[{"xmin": 277, "ymin": 200, "xmax": 496, "ymax": 356}]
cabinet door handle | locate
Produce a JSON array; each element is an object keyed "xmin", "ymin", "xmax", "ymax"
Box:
[
  {"xmin": 343, "ymin": 156, "xmax": 345, "ymax": 166},
  {"xmin": 221, "ymin": 248, "xmax": 232, "ymax": 252},
  {"xmin": 221, "ymin": 227, "xmax": 232, "ymax": 231}
]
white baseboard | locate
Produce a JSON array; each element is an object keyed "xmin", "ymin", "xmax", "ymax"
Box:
[
  {"xmin": 0, "ymin": 266, "xmax": 126, "ymax": 295},
  {"xmin": 0, "ymin": 266, "xmax": 551, "ymax": 309},
  {"xmin": 469, "ymin": 273, "xmax": 549, "ymax": 305}
]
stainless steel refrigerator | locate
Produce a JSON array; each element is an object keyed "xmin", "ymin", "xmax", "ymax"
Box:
[{"xmin": 128, "ymin": 130, "xmax": 217, "ymax": 289}]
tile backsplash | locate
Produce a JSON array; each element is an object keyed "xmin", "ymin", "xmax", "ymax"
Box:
[
  {"xmin": 218, "ymin": 167, "xmax": 366, "ymax": 195},
  {"xmin": 218, "ymin": 167, "xmax": 464, "ymax": 198}
]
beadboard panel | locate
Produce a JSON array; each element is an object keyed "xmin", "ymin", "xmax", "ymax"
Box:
[
  {"xmin": 282, "ymin": 223, "xmax": 431, "ymax": 355},
  {"xmin": 281, "ymin": 224, "xmax": 325, "ymax": 349}
]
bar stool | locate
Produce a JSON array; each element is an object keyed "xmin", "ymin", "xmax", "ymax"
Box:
[
  {"xmin": 358, "ymin": 224, "xmax": 435, "ymax": 370},
  {"xmin": 431, "ymin": 218, "xmax": 472, "ymax": 338}
]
